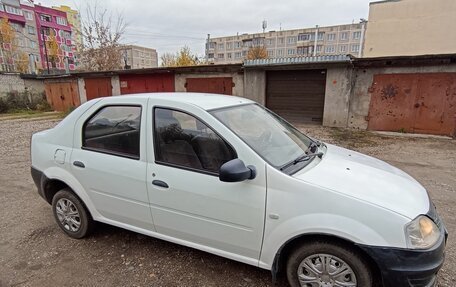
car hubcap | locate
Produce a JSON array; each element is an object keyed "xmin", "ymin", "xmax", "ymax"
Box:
[
  {"xmin": 56, "ymin": 198, "xmax": 81, "ymax": 232},
  {"xmin": 297, "ymin": 253, "xmax": 357, "ymax": 287}
]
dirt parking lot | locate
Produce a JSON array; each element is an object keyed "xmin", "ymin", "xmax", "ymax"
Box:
[{"xmin": 0, "ymin": 117, "xmax": 455, "ymax": 287}]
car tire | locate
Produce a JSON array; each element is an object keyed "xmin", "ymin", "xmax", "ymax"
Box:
[
  {"xmin": 52, "ymin": 188, "xmax": 94, "ymax": 239},
  {"xmin": 286, "ymin": 240, "xmax": 373, "ymax": 287}
]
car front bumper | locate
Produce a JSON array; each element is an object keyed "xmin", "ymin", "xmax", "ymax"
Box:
[{"xmin": 358, "ymin": 207, "xmax": 447, "ymax": 287}]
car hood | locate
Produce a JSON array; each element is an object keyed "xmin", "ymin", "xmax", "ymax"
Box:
[{"xmin": 293, "ymin": 144, "xmax": 429, "ymax": 219}]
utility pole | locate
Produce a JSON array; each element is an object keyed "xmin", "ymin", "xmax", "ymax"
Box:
[
  {"xmin": 206, "ymin": 34, "xmax": 210, "ymax": 64},
  {"xmin": 41, "ymin": 29, "xmax": 50, "ymax": 74}
]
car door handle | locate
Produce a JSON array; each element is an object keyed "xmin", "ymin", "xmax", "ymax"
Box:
[
  {"xmin": 73, "ymin": 161, "xmax": 85, "ymax": 168},
  {"xmin": 152, "ymin": 180, "xmax": 168, "ymax": 188}
]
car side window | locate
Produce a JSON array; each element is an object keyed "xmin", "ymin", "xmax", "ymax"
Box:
[
  {"xmin": 154, "ymin": 108, "xmax": 236, "ymax": 173},
  {"xmin": 83, "ymin": 105, "xmax": 141, "ymax": 159}
]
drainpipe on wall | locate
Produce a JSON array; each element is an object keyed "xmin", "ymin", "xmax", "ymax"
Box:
[
  {"xmin": 313, "ymin": 25, "xmax": 318, "ymax": 57},
  {"xmin": 206, "ymin": 34, "xmax": 210, "ymax": 64},
  {"xmin": 358, "ymin": 19, "xmax": 367, "ymax": 58}
]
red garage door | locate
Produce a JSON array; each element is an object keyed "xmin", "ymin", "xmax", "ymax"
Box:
[
  {"xmin": 186, "ymin": 77, "xmax": 233, "ymax": 95},
  {"xmin": 368, "ymin": 73, "xmax": 456, "ymax": 136},
  {"xmin": 85, "ymin": 77, "xmax": 112, "ymax": 100},
  {"xmin": 119, "ymin": 74, "xmax": 175, "ymax": 94}
]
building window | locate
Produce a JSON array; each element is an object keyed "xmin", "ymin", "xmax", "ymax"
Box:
[
  {"xmin": 0, "ymin": 4, "xmax": 3, "ymax": 12},
  {"xmin": 277, "ymin": 37, "xmax": 284, "ymax": 45},
  {"xmin": 253, "ymin": 38, "xmax": 264, "ymax": 46},
  {"xmin": 266, "ymin": 38, "xmax": 275, "ymax": 46},
  {"xmin": 340, "ymin": 32, "xmax": 349, "ymax": 41},
  {"xmin": 24, "ymin": 10, "xmax": 33, "ymax": 20},
  {"xmin": 227, "ymin": 53, "xmax": 232, "ymax": 59},
  {"xmin": 287, "ymin": 48, "xmax": 296, "ymax": 56},
  {"xmin": 277, "ymin": 49, "xmax": 284, "ymax": 56},
  {"xmin": 242, "ymin": 50, "xmax": 247, "ymax": 57},
  {"xmin": 325, "ymin": 45, "xmax": 336, "ymax": 54},
  {"xmin": 234, "ymin": 41, "xmax": 242, "ymax": 49},
  {"xmin": 351, "ymin": 44, "xmax": 360, "ymax": 53},
  {"xmin": 267, "ymin": 50, "xmax": 274, "ymax": 57},
  {"xmin": 40, "ymin": 14, "xmax": 52, "ymax": 22},
  {"xmin": 316, "ymin": 45, "xmax": 322, "ymax": 53},
  {"xmin": 27, "ymin": 25, "xmax": 35, "ymax": 35},
  {"xmin": 30, "ymin": 40, "xmax": 37, "ymax": 49},
  {"xmin": 217, "ymin": 53, "xmax": 224, "ymax": 59},
  {"xmin": 218, "ymin": 43, "xmax": 224, "ymax": 50},
  {"xmin": 208, "ymin": 53, "xmax": 214, "ymax": 59},
  {"xmin": 5, "ymin": 5, "xmax": 22, "ymax": 15},
  {"xmin": 208, "ymin": 42, "xmax": 215, "ymax": 49},
  {"xmin": 287, "ymin": 36, "xmax": 296, "ymax": 44},
  {"xmin": 63, "ymin": 31, "xmax": 71, "ymax": 39},
  {"xmin": 10, "ymin": 22, "xmax": 22, "ymax": 32},
  {"xmin": 327, "ymin": 33, "xmax": 336, "ymax": 41},
  {"xmin": 42, "ymin": 27, "xmax": 51, "ymax": 36},
  {"xmin": 298, "ymin": 33, "xmax": 311, "ymax": 41},
  {"xmin": 339, "ymin": 45, "xmax": 347, "ymax": 53},
  {"xmin": 244, "ymin": 40, "xmax": 253, "ymax": 48},
  {"xmin": 353, "ymin": 31, "xmax": 362, "ymax": 40},
  {"xmin": 317, "ymin": 32, "xmax": 324, "ymax": 41},
  {"xmin": 56, "ymin": 17, "xmax": 68, "ymax": 26},
  {"xmin": 234, "ymin": 52, "xmax": 242, "ymax": 59},
  {"xmin": 226, "ymin": 42, "xmax": 232, "ymax": 49}
]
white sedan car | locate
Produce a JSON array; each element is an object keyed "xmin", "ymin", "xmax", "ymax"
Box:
[{"xmin": 31, "ymin": 93, "xmax": 446, "ymax": 287}]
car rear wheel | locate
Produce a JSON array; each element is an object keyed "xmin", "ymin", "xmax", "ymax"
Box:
[
  {"xmin": 286, "ymin": 240, "xmax": 373, "ymax": 287},
  {"xmin": 52, "ymin": 188, "xmax": 93, "ymax": 239}
]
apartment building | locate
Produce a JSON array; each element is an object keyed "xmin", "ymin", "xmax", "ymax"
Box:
[
  {"xmin": 35, "ymin": 4, "xmax": 75, "ymax": 72},
  {"xmin": 364, "ymin": 0, "xmax": 456, "ymax": 57},
  {"xmin": 119, "ymin": 45, "xmax": 158, "ymax": 69},
  {"xmin": 0, "ymin": 0, "xmax": 40, "ymax": 72},
  {"xmin": 206, "ymin": 22, "xmax": 366, "ymax": 64},
  {"xmin": 0, "ymin": 0, "xmax": 75, "ymax": 73},
  {"xmin": 53, "ymin": 5, "xmax": 82, "ymax": 50}
]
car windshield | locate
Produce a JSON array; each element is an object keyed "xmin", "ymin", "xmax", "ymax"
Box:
[{"xmin": 211, "ymin": 104, "xmax": 312, "ymax": 168}]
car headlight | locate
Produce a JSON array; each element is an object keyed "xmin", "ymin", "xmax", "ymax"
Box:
[{"xmin": 405, "ymin": 215, "xmax": 440, "ymax": 249}]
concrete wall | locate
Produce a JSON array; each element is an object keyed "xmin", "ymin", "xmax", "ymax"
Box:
[
  {"xmin": 243, "ymin": 70, "xmax": 266, "ymax": 105},
  {"xmin": 78, "ymin": 78, "xmax": 87, "ymax": 103},
  {"xmin": 364, "ymin": 0, "xmax": 456, "ymax": 57},
  {"xmin": 0, "ymin": 73, "xmax": 45, "ymax": 98},
  {"xmin": 348, "ymin": 64, "xmax": 456, "ymax": 129},
  {"xmin": 175, "ymin": 72, "xmax": 244, "ymax": 97},
  {"xmin": 111, "ymin": 76, "xmax": 121, "ymax": 96},
  {"xmin": 323, "ymin": 67, "xmax": 353, "ymax": 127}
]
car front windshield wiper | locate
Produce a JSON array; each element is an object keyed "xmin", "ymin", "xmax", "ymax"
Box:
[{"xmin": 280, "ymin": 152, "xmax": 324, "ymax": 171}]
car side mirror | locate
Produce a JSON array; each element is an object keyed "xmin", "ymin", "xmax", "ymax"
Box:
[{"xmin": 219, "ymin": 159, "xmax": 256, "ymax": 182}]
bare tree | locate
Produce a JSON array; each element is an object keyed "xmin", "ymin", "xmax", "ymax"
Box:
[{"xmin": 79, "ymin": 4, "xmax": 127, "ymax": 71}]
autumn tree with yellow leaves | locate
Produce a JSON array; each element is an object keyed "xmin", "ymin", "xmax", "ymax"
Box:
[
  {"xmin": 46, "ymin": 29, "xmax": 61, "ymax": 68},
  {"xmin": 246, "ymin": 46, "xmax": 268, "ymax": 60},
  {"xmin": 160, "ymin": 46, "xmax": 201, "ymax": 67},
  {"xmin": 0, "ymin": 18, "xmax": 17, "ymax": 71}
]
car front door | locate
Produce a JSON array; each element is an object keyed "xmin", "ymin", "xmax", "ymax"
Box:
[
  {"xmin": 146, "ymin": 103, "xmax": 267, "ymax": 263},
  {"xmin": 70, "ymin": 99, "xmax": 154, "ymax": 231}
]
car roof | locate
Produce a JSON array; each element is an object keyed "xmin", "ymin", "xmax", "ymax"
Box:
[{"xmin": 102, "ymin": 92, "xmax": 254, "ymax": 110}]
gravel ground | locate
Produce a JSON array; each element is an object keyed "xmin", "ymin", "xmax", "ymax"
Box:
[{"xmin": 0, "ymin": 118, "xmax": 455, "ymax": 287}]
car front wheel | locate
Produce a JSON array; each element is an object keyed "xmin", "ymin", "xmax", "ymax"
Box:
[
  {"xmin": 286, "ymin": 240, "xmax": 373, "ymax": 287},
  {"xmin": 52, "ymin": 188, "xmax": 93, "ymax": 239}
]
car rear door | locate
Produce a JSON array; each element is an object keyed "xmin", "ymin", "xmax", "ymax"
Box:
[
  {"xmin": 70, "ymin": 97, "xmax": 154, "ymax": 231},
  {"xmin": 145, "ymin": 100, "xmax": 267, "ymax": 264}
]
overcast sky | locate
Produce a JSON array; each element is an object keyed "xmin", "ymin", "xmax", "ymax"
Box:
[{"xmin": 37, "ymin": 0, "xmax": 373, "ymax": 58}]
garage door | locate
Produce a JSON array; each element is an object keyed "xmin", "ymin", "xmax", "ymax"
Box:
[
  {"xmin": 368, "ymin": 73, "xmax": 456, "ymax": 136},
  {"xmin": 45, "ymin": 80, "xmax": 80, "ymax": 112},
  {"xmin": 266, "ymin": 70, "xmax": 326, "ymax": 124},
  {"xmin": 85, "ymin": 77, "xmax": 112, "ymax": 100},
  {"xmin": 186, "ymin": 77, "xmax": 233, "ymax": 95},
  {"xmin": 120, "ymin": 74, "xmax": 175, "ymax": 94}
]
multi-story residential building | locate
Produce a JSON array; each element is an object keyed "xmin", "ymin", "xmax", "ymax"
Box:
[
  {"xmin": 34, "ymin": 4, "xmax": 75, "ymax": 72},
  {"xmin": 0, "ymin": 0, "xmax": 40, "ymax": 72},
  {"xmin": 53, "ymin": 5, "xmax": 82, "ymax": 48},
  {"xmin": 206, "ymin": 22, "xmax": 366, "ymax": 64},
  {"xmin": 118, "ymin": 45, "xmax": 158, "ymax": 69},
  {"xmin": 363, "ymin": 0, "xmax": 456, "ymax": 57}
]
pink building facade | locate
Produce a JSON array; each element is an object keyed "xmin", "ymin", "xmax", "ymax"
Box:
[{"xmin": 34, "ymin": 5, "xmax": 75, "ymax": 71}]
